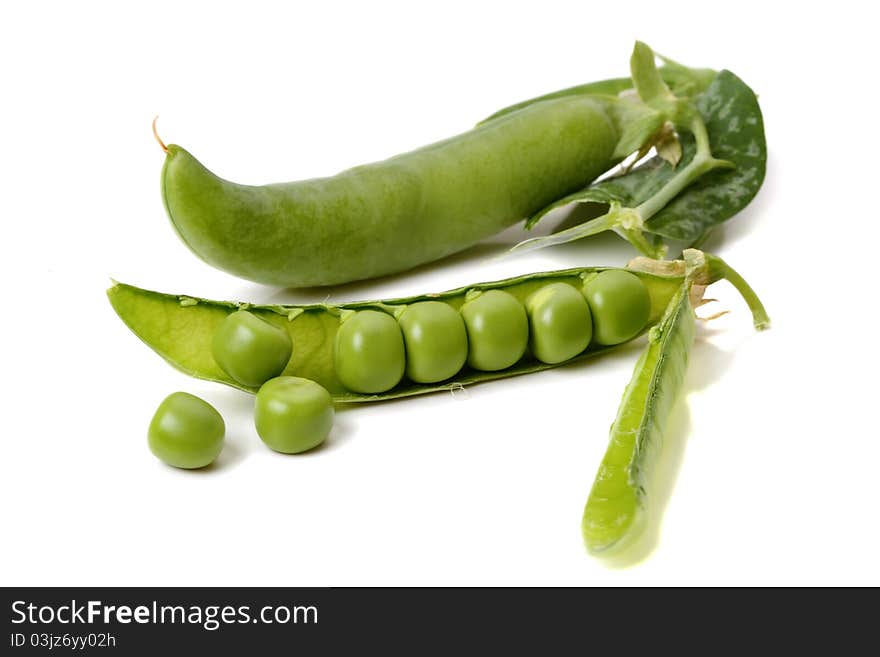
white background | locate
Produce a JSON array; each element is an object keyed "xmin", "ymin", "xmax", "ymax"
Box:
[{"xmin": 1, "ymin": 1, "xmax": 877, "ymax": 586}]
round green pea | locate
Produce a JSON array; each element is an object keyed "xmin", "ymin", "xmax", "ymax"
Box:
[
  {"xmin": 460, "ymin": 289, "xmax": 528, "ymax": 371},
  {"xmin": 148, "ymin": 392, "xmax": 225, "ymax": 469},
  {"xmin": 212, "ymin": 310, "xmax": 293, "ymax": 387},
  {"xmin": 398, "ymin": 301, "xmax": 468, "ymax": 383},
  {"xmin": 525, "ymin": 282, "xmax": 593, "ymax": 364},
  {"xmin": 255, "ymin": 377, "xmax": 334, "ymax": 454},
  {"xmin": 334, "ymin": 310, "xmax": 405, "ymax": 393},
  {"xmin": 582, "ymin": 270, "xmax": 651, "ymax": 345}
]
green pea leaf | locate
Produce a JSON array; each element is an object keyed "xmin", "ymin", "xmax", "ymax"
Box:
[
  {"xmin": 524, "ymin": 70, "xmax": 765, "ymax": 246},
  {"xmin": 646, "ymin": 70, "xmax": 766, "ymax": 242}
]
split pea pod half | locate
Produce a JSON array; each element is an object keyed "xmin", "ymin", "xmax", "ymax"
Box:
[
  {"xmin": 154, "ymin": 42, "xmax": 698, "ymax": 287},
  {"xmin": 108, "ymin": 263, "xmax": 684, "ymax": 403},
  {"xmin": 582, "ymin": 250, "xmax": 770, "ymax": 556}
]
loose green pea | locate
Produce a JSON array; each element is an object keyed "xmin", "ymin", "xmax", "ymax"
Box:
[
  {"xmin": 582, "ymin": 270, "xmax": 651, "ymax": 345},
  {"xmin": 255, "ymin": 377, "xmax": 334, "ymax": 454},
  {"xmin": 398, "ymin": 301, "xmax": 468, "ymax": 383},
  {"xmin": 212, "ymin": 310, "xmax": 293, "ymax": 387},
  {"xmin": 148, "ymin": 392, "xmax": 225, "ymax": 469},
  {"xmin": 526, "ymin": 282, "xmax": 593, "ymax": 364},
  {"xmin": 334, "ymin": 310, "xmax": 405, "ymax": 393},
  {"xmin": 460, "ymin": 289, "xmax": 528, "ymax": 371}
]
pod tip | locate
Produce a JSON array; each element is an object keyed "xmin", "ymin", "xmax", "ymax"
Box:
[{"xmin": 152, "ymin": 115, "xmax": 168, "ymax": 153}]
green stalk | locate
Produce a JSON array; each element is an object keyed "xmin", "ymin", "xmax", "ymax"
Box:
[
  {"xmin": 702, "ymin": 253, "xmax": 771, "ymax": 330},
  {"xmin": 508, "ymin": 210, "xmax": 622, "ymax": 255}
]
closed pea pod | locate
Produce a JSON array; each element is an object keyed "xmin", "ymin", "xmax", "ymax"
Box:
[
  {"xmin": 334, "ymin": 310, "xmax": 405, "ymax": 394},
  {"xmin": 460, "ymin": 290, "xmax": 528, "ymax": 372},
  {"xmin": 211, "ymin": 310, "xmax": 293, "ymax": 387},
  {"xmin": 582, "ymin": 270, "xmax": 651, "ymax": 346},
  {"xmin": 158, "ymin": 95, "xmax": 646, "ymax": 287},
  {"xmin": 153, "ymin": 43, "xmax": 768, "ymax": 287},
  {"xmin": 150, "ymin": 43, "xmax": 733, "ymax": 288},
  {"xmin": 525, "ymin": 282, "xmax": 593, "ymax": 364},
  {"xmin": 397, "ymin": 301, "xmax": 468, "ymax": 384}
]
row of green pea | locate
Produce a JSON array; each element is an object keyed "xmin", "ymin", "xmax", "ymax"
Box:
[{"xmin": 335, "ymin": 269, "xmax": 651, "ymax": 393}]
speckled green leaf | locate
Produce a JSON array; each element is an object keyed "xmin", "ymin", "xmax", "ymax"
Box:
[
  {"xmin": 647, "ymin": 70, "xmax": 766, "ymax": 241},
  {"xmin": 525, "ymin": 70, "xmax": 765, "ymax": 244},
  {"xmin": 108, "ymin": 268, "xmax": 683, "ymax": 404}
]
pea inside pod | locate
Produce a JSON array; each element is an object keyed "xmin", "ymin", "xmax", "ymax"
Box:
[
  {"xmin": 334, "ymin": 310, "xmax": 405, "ymax": 393},
  {"xmin": 525, "ymin": 282, "xmax": 593, "ymax": 364},
  {"xmin": 211, "ymin": 310, "xmax": 293, "ymax": 387},
  {"xmin": 397, "ymin": 301, "xmax": 468, "ymax": 384},
  {"xmin": 582, "ymin": 270, "xmax": 651, "ymax": 346},
  {"xmin": 460, "ymin": 289, "xmax": 528, "ymax": 372}
]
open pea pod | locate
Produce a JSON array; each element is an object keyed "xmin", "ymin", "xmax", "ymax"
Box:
[
  {"xmin": 582, "ymin": 250, "xmax": 769, "ymax": 555},
  {"xmin": 108, "ymin": 266, "xmax": 684, "ymax": 403}
]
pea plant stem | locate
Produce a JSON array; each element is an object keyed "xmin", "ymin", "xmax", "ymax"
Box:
[
  {"xmin": 507, "ymin": 211, "xmax": 621, "ymax": 255},
  {"xmin": 703, "ymin": 254, "xmax": 771, "ymax": 330}
]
